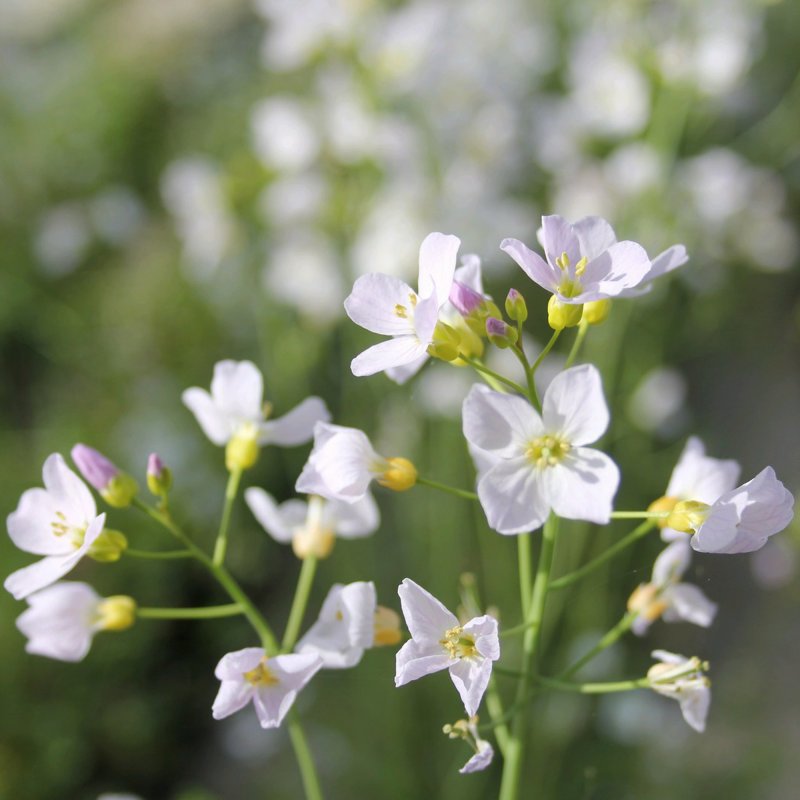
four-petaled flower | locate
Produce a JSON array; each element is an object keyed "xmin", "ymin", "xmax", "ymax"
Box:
[
  {"xmin": 647, "ymin": 650, "xmax": 711, "ymax": 732},
  {"xmin": 212, "ymin": 647, "xmax": 322, "ymax": 729},
  {"xmin": 463, "ymin": 364, "xmax": 620, "ymax": 534},
  {"xmin": 395, "ymin": 578, "xmax": 499, "ymax": 717},
  {"xmin": 5, "ymin": 454, "xmax": 106, "ymax": 600}
]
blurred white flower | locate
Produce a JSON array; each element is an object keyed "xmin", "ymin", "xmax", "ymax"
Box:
[
  {"xmin": 627, "ymin": 367, "xmax": 688, "ymax": 435},
  {"xmin": 34, "ymin": 203, "xmax": 91, "ymax": 277},
  {"xmin": 250, "ymin": 97, "xmax": 320, "ymax": 172},
  {"xmin": 647, "ymin": 650, "xmax": 710, "ymax": 733}
]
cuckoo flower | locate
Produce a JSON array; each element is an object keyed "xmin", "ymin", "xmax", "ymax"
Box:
[
  {"xmin": 71, "ymin": 444, "xmax": 138, "ymax": 508},
  {"xmin": 648, "ymin": 650, "xmax": 711, "ymax": 732},
  {"xmin": 182, "ymin": 359, "xmax": 330, "ymax": 470},
  {"xmin": 17, "ymin": 581, "xmax": 136, "ymax": 662},
  {"xmin": 463, "ymin": 364, "xmax": 620, "ymax": 534},
  {"xmin": 500, "ymin": 215, "xmax": 651, "ymax": 303},
  {"xmin": 628, "ymin": 541, "xmax": 717, "ymax": 636},
  {"xmin": 344, "ymin": 232, "xmax": 461, "ymax": 380},
  {"xmin": 5, "ymin": 454, "xmax": 106, "ymax": 600},
  {"xmin": 443, "ymin": 716, "xmax": 495, "ymax": 775},
  {"xmin": 395, "ymin": 579, "xmax": 499, "ymax": 717},
  {"xmin": 245, "ymin": 488, "xmax": 379, "ymax": 559},
  {"xmin": 212, "ymin": 648, "xmax": 322, "ymax": 729},
  {"xmin": 295, "ymin": 422, "xmax": 417, "ymax": 502}
]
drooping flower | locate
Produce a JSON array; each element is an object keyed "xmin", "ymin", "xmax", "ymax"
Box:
[
  {"xmin": 647, "ymin": 650, "xmax": 711, "ymax": 732},
  {"xmin": 462, "ymin": 364, "xmax": 620, "ymax": 534},
  {"xmin": 628, "ymin": 540, "xmax": 717, "ymax": 635},
  {"xmin": 212, "ymin": 648, "xmax": 322, "ymax": 729},
  {"xmin": 5, "ymin": 454, "xmax": 107, "ymax": 600},
  {"xmin": 295, "ymin": 422, "xmax": 417, "ymax": 503},
  {"xmin": 16, "ymin": 581, "xmax": 136, "ymax": 662},
  {"xmin": 182, "ymin": 360, "xmax": 330, "ymax": 471},
  {"xmin": 443, "ymin": 716, "xmax": 495, "ymax": 774},
  {"xmin": 395, "ymin": 579, "xmax": 499, "ymax": 717},
  {"xmin": 296, "ymin": 581, "xmax": 400, "ymax": 668},
  {"xmin": 245, "ymin": 488, "xmax": 379, "ymax": 559},
  {"xmin": 344, "ymin": 232, "xmax": 461, "ymax": 380},
  {"xmin": 500, "ymin": 215, "xmax": 652, "ymax": 304}
]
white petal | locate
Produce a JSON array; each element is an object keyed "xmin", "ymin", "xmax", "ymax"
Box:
[
  {"xmin": 662, "ymin": 584, "xmax": 717, "ymax": 628},
  {"xmin": 648, "ymin": 244, "xmax": 688, "ymax": 281},
  {"xmin": 5, "ymin": 551, "xmax": 86, "ymax": 601},
  {"xmin": 679, "ymin": 684, "xmax": 710, "ymax": 733},
  {"xmin": 329, "ymin": 493, "xmax": 380, "ymax": 538},
  {"xmin": 500, "ymin": 237, "xmax": 558, "ymax": 293},
  {"xmin": 455, "ymin": 253, "xmax": 483, "ymax": 294},
  {"xmin": 581, "ymin": 241, "xmax": 651, "ymax": 297},
  {"xmin": 244, "ymin": 488, "xmax": 302, "ymax": 543},
  {"xmin": 462, "ymin": 384, "xmax": 543, "ymax": 458},
  {"xmin": 460, "ymin": 740, "xmax": 494, "ymax": 774},
  {"xmin": 7, "ymin": 488, "xmax": 74, "ymax": 556},
  {"xmin": 538, "ymin": 448, "xmax": 619, "ymax": 525},
  {"xmin": 449, "ymin": 657, "xmax": 492, "ymax": 717},
  {"xmin": 542, "ymin": 365, "xmax": 609, "ymax": 445},
  {"xmin": 385, "ymin": 353, "xmax": 429, "ymax": 385},
  {"xmin": 666, "ymin": 437, "xmax": 740, "ymax": 503},
  {"xmin": 253, "ymin": 684, "xmax": 297, "ymax": 729},
  {"xmin": 252, "ymin": 653, "xmax": 322, "ymax": 726},
  {"xmin": 42, "ymin": 454, "xmax": 96, "ymax": 524},
  {"xmin": 395, "ymin": 640, "xmax": 452, "ymax": 686},
  {"xmin": 477, "ymin": 457, "xmax": 550, "ymax": 534},
  {"xmin": 344, "ymin": 274, "xmax": 418, "ymax": 335},
  {"xmin": 182, "ymin": 387, "xmax": 233, "ymax": 445},
  {"xmin": 417, "ymin": 232, "xmax": 460, "ymax": 307},
  {"xmin": 351, "ymin": 336, "xmax": 431, "ymax": 378},
  {"xmin": 270, "ymin": 651, "xmax": 323, "ymax": 690},
  {"xmin": 210, "ymin": 360, "xmax": 264, "ymax": 422},
  {"xmin": 572, "ymin": 216, "xmax": 617, "ymax": 260},
  {"xmin": 258, "ymin": 396, "xmax": 330, "ymax": 446},
  {"xmin": 463, "ymin": 615, "xmax": 500, "ymax": 661},
  {"xmin": 652, "ymin": 540, "xmax": 692, "ymax": 586},
  {"xmin": 398, "ymin": 578, "xmax": 458, "ymax": 645},
  {"xmin": 540, "ymin": 215, "xmax": 581, "ymax": 268},
  {"xmin": 212, "ymin": 679, "xmax": 255, "ymax": 720},
  {"xmin": 214, "ymin": 647, "xmax": 266, "ymax": 680}
]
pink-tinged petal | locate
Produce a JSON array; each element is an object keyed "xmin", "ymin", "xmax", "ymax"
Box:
[
  {"xmin": 689, "ymin": 503, "xmax": 741, "ymax": 554},
  {"xmin": 648, "ymin": 244, "xmax": 688, "ymax": 281},
  {"xmin": 652, "ymin": 540, "xmax": 692, "ymax": 586},
  {"xmin": 460, "ymin": 741, "xmax": 494, "ymax": 774},
  {"xmin": 500, "ymin": 238, "xmax": 558, "ymax": 293},
  {"xmin": 329, "ymin": 493, "xmax": 380, "ymax": 539},
  {"xmin": 540, "ymin": 215, "xmax": 581, "ymax": 268},
  {"xmin": 8, "ymin": 488, "xmax": 73, "ymax": 556},
  {"xmin": 244, "ymin": 488, "xmax": 299, "ymax": 543},
  {"xmin": 542, "ymin": 365, "xmax": 609, "ymax": 445},
  {"xmin": 214, "ymin": 647, "xmax": 266, "ymax": 680},
  {"xmin": 666, "ymin": 437, "xmax": 740, "ymax": 504},
  {"xmin": 662, "ymin": 584, "xmax": 717, "ymax": 627},
  {"xmin": 395, "ymin": 640, "xmax": 452, "ymax": 686},
  {"xmin": 455, "ymin": 253, "xmax": 484, "ymax": 293},
  {"xmin": 351, "ymin": 336, "xmax": 431, "ymax": 378},
  {"xmin": 398, "ymin": 578, "xmax": 459, "ymax": 645},
  {"xmin": 253, "ymin": 685, "xmax": 296, "ymax": 728},
  {"xmin": 182, "ymin": 387, "xmax": 232, "ymax": 445},
  {"xmin": 572, "ymin": 216, "xmax": 617, "ymax": 260},
  {"xmin": 417, "ymin": 232, "xmax": 461, "ymax": 307},
  {"xmin": 344, "ymin": 274, "xmax": 418, "ymax": 335},
  {"xmin": 270, "ymin": 652, "xmax": 323, "ymax": 690},
  {"xmin": 212, "ymin": 680, "xmax": 255, "ymax": 720},
  {"xmin": 71, "ymin": 445, "xmax": 119, "ymax": 492},
  {"xmin": 258, "ymin": 396, "xmax": 330, "ymax": 446},
  {"xmin": 211, "ymin": 360, "xmax": 264, "ymax": 421},
  {"xmin": 582, "ymin": 241, "xmax": 651, "ymax": 296},
  {"xmin": 538, "ymin": 448, "xmax": 619, "ymax": 525},
  {"xmin": 43, "ymin": 454, "xmax": 96, "ymax": 523},
  {"xmin": 450, "ymin": 281, "xmax": 485, "ymax": 315},
  {"xmin": 385, "ymin": 354, "xmax": 429, "ymax": 385},
  {"xmin": 449, "ymin": 657, "xmax": 492, "ymax": 717},
  {"xmin": 5, "ymin": 551, "xmax": 86, "ymax": 601},
  {"xmin": 462, "ymin": 384, "xmax": 544, "ymax": 458},
  {"xmin": 477, "ymin": 458, "xmax": 549, "ymax": 534},
  {"xmin": 679, "ymin": 685, "xmax": 710, "ymax": 733},
  {"xmin": 412, "ymin": 292, "xmax": 440, "ymax": 344},
  {"xmin": 463, "ymin": 615, "xmax": 500, "ymax": 661}
]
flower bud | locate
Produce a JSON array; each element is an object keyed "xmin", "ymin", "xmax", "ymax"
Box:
[
  {"xmin": 648, "ymin": 496, "xmax": 679, "ymax": 529},
  {"xmin": 449, "ymin": 281, "xmax": 484, "ymax": 316},
  {"xmin": 582, "ymin": 299, "xmax": 611, "ymax": 326},
  {"xmin": 373, "ymin": 605, "xmax": 402, "ymax": 646},
  {"xmin": 377, "ymin": 457, "xmax": 417, "ymax": 492},
  {"xmin": 485, "ymin": 317, "xmax": 518, "ymax": 349},
  {"xmin": 88, "ymin": 529, "xmax": 128, "ymax": 562},
  {"xmin": 666, "ymin": 500, "xmax": 710, "ymax": 534},
  {"xmin": 505, "ymin": 288, "xmax": 528, "ymax": 324},
  {"xmin": 547, "ymin": 296, "xmax": 583, "ymax": 330},
  {"xmin": 96, "ymin": 595, "xmax": 137, "ymax": 631},
  {"xmin": 427, "ymin": 322, "xmax": 462, "ymax": 362},
  {"xmin": 627, "ymin": 582, "xmax": 667, "ymax": 623},
  {"xmin": 72, "ymin": 444, "xmax": 138, "ymax": 508},
  {"xmin": 146, "ymin": 453, "xmax": 172, "ymax": 498},
  {"xmin": 225, "ymin": 422, "xmax": 260, "ymax": 472}
]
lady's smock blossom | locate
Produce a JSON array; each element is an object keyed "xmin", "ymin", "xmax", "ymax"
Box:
[
  {"xmin": 648, "ymin": 650, "xmax": 711, "ymax": 732},
  {"xmin": 17, "ymin": 581, "xmax": 136, "ymax": 662},
  {"xmin": 182, "ymin": 360, "xmax": 330, "ymax": 470},
  {"xmin": 463, "ymin": 364, "xmax": 620, "ymax": 534},
  {"xmin": 628, "ymin": 541, "xmax": 717, "ymax": 635},
  {"xmin": 344, "ymin": 232, "xmax": 461, "ymax": 379},
  {"xmin": 395, "ymin": 579, "xmax": 499, "ymax": 717},
  {"xmin": 212, "ymin": 648, "xmax": 322, "ymax": 729},
  {"xmin": 5, "ymin": 454, "xmax": 106, "ymax": 600},
  {"xmin": 443, "ymin": 716, "xmax": 495, "ymax": 774},
  {"xmin": 71, "ymin": 444, "xmax": 139, "ymax": 508},
  {"xmin": 296, "ymin": 422, "xmax": 417, "ymax": 502},
  {"xmin": 245, "ymin": 488, "xmax": 379, "ymax": 559}
]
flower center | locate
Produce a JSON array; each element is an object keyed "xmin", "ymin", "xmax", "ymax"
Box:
[
  {"xmin": 525, "ymin": 435, "xmax": 571, "ymax": 468},
  {"xmin": 394, "ymin": 292, "xmax": 418, "ymax": 319},
  {"xmin": 51, "ymin": 511, "xmax": 87, "ymax": 549},
  {"xmin": 244, "ymin": 657, "xmax": 280, "ymax": 687},
  {"xmin": 440, "ymin": 626, "xmax": 478, "ymax": 659}
]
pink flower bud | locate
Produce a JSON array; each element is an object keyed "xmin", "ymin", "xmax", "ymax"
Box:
[
  {"xmin": 147, "ymin": 453, "xmax": 165, "ymax": 480},
  {"xmin": 71, "ymin": 444, "xmax": 119, "ymax": 491},
  {"xmin": 449, "ymin": 281, "xmax": 484, "ymax": 316}
]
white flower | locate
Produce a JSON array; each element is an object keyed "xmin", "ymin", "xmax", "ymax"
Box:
[
  {"xmin": 212, "ymin": 648, "xmax": 322, "ymax": 729},
  {"xmin": 395, "ymin": 579, "xmax": 499, "ymax": 717},
  {"xmin": 690, "ymin": 467, "xmax": 794, "ymax": 555},
  {"xmin": 648, "ymin": 650, "xmax": 710, "ymax": 732},
  {"xmin": 296, "ymin": 581, "xmax": 378, "ymax": 669},
  {"xmin": 462, "ymin": 365, "xmax": 620, "ymax": 534},
  {"xmin": 182, "ymin": 360, "xmax": 330, "ymax": 469},
  {"xmin": 628, "ymin": 541, "xmax": 717, "ymax": 636},
  {"xmin": 295, "ymin": 422, "xmax": 416, "ymax": 503},
  {"xmin": 444, "ymin": 716, "xmax": 495, "ymax": 774},
  {"xmin": 500, "ymin": 215, "xmax": 652, "ymax": 304},
  {"xmin": 344, "ymin": 232, "xmax": 461, "ymax": 379},
  {"xmin": 245, "ymin": 488, "xmax": 379, "ymax": 558},
  {"xmin": 16, "ymin": 581, "xmax": 135, "ymax": 662},
  {"xmin": 5, "ymin": 454, "xmax": 106, "ymax": 601}
]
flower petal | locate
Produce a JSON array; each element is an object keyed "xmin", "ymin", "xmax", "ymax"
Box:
[
  {"xmin": 351, "ymin": 336, "xmax": 431, "ymax": 378},
  {"xmin": 398, "ymin": 578, "xmax": 459, "ymax": 645},
  {"xmin": 581, "ymin": 241, "xmax": 651, "ymax": 297},
  {"xmin": 258, "ymin": 396, "xmax": 330, "ymax": 446},
  {"xmin": 43, "ymin": 454, "xmax": 96, "ymax": 524},
  {"xmin": 385, "ymin": 353, "xmax": 429, "ymax": 385},
  {"xmin": 5, "ymin": 551, "xmax": 86, "ymax": 601},
  {"xmin": 210, "ymin": 360, "xmax": 264, "ymax": 422},
  {"xmin": 395, "ymin": 640, "xmax": 452, "ymax": 686},
  {"xmin": 455, "ymin": 253, "xmax": 483, "ymax": 294},
  {"xmin": 500, "ymin": 237, "xmax": 558, "ymax": 293},
  {"xmin": 448, "ymin": 657, "xmax": 492, "ymax": 717},
  {"xmin": 460, "ymin": 740, "xmax": 494, "ymax": 774},
  {"xmin": 477, "ymin": 457, "xmax": 550, "ymax": 534},
  {"xmin": 344, "ymin": 274, "xmax": 418, "ymax": 335},
  {"xmin": 244, "ymin": 488, "xmax": 301, "ymax": 543},
  {"xmin": 662, "ymin": 583, "xmax": 717, "ymax": 628},
  {"xmin": 540, "ymin": 215, "xmax": 581, "ymax": 268},
  {"xmin": 211, "ymin": 679, "xmax": 255, "ymax": 721},
  {"xmin": 652, "ymin": 540, "xmax": 692, "ymax": 586},
  {"xmin": 542, "ymin": 364, "xmax": 610, "ymax": 445},
  {"xmin": 679, "ymin": 684, "xmax": 711, "ymax": 733},
  {"xmin": 214, "ymin": 647, "xmax": 266, "ymax": 680},
  {"xmin": 417, "ymin": 232, "xmax": 460, "ymax": 307},
  {"xmin": 182, "ymin": 388, "xmax": 233, "ymax": 445},
  {"xmin": 7, "ymin": 488, "xmax": 74, "ymax": 556},
  {"xmin": 572, "ymin": 216, "xmax": 617, "ymax": 260},
  {"xmin": 328, "ymin": 493, "xmax": 380, "ymax": 538},
  {"xmin": 666, "ymin": 437, "xmax": 740, "ymax": 504}
]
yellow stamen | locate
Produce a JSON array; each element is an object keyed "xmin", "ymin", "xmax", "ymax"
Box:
[
  {"xmin": 244, "ymin": 657, "xmax": 280, "ymax": 687},
  {"xmin": 440, "ymin": 626, "xmax": 478, "ymax": 659},
  {"xmin": 525, "ymin": 435, "xmax": 571, "ymax": 468}
]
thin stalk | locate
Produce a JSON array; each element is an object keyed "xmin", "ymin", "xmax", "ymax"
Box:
[
  {"xmin": 537, "ymin": 675, "xmax": 649, "ymax": 694},
  {"xmin": 460, "ymin": 355, "xmax": 527, "ymax": 395},
  {"xmin": 559, "ymin": 612, "xmax": 636, "ymax": 679},
  {"xmin": 549, "ymin": 520, "xmax": 655, "ymax": 590},
  {"xmin": 416, "ymin": 476, "xmax": 478, "ymax": 501},
  {"xmin": 138, "ymin": 603, "xmax": 243, "ymax": 620},
  {"xmin": 564, "ymin": 322, "xmax": 588, "ymax": 368},
  {"xmin": 510, "ymin": 346, "xmax": 539, "ymax": 410},
  {"xmin": 517, "ymin": 534, "xmax": 532, "ymax": 620},
  {"xmin": 530, "ymin": 330, "xmax": 561, "ymax": 375},
  {"xmin": 125, "ymin": 548, "xmax": 194, "ymax": 560},
  {"xmin": 288, "ymin": 712, "xmax": 324, "ymax": 800},
  {"xmin": 213, "ymin": 467, "xmax": 242, "ymax": 566},
  {"xmin": 282, "ymin": 556, "xmax": 318, "ymax": 652},
  {"xmin": 610, "ymin": 510, "xmax": 669, "ymax": 520}
]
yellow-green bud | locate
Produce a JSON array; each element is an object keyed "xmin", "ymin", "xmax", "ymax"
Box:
[
  {"xmin": 96, "ymin": 595, "xmax": 137, "ymax": 631},
  {"xmin": 99, "ymin": 473, "xmax": 138, "ymax": 508},
  {"xmin": 427, "ymin": 322, "xmax": 462, "ymax": 362},
  {"xmin": 505, "ymin": 289, "xmax": 528, "ymax": 324},
  {"xmin": 146, "ymin": 453, "xmax": 172, "ymax": 498},
  {"xmin": 648, "ymin": 496, "xmax": 680, "ymax": 529},
  {"xmin": 373, "ymin": 606, "xmax": 402, "ymax": 646},
  {"xmin": 486, "ymin": 317, "xmax": 518, "ymax": 349},
  {"xmin": 547, "ymin": 295, "xmax": 583, "ymax": 330},
  {"xmin": 225, "ymin": 423, "xmax": 260, "ymax": 471},
  {"xmin": 377, "ymin": 457, "xmax": 417, "ymax": 492},
  {"xmin": 582, "ymin": 299, "xmax": 612, "ymax": 326},
  {"xmin": 666, "ymin": 500, "xmax": 710, "ymax": 533},
  {"xmin": 88, "ymin": 529, "xmax": 128, "ymax": 562},
  {"xmin": 292, "ymin": 525, "xmax": 336, "ymax": 560}
]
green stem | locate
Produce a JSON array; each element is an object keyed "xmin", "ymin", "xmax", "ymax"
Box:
[
  {"xmin": 282, "ymin": 556, "xmax": 318, "ymax": 652},
  {"xmin": 125, "ymin": 548, "xmax": 194, "ymax": 560},
  {"xmin": 213, "ymin": 468, "xmax": 243, "ymax": 567},
  {"xmin": 549, "ymin": 521, "xmax": 655, "ymax": 591},
  {"xmin": 517, "ymin": 533, "xmax": 532, "ymax": 620},
  {"xmin": 460, "ymin": 355, "xmax": 527, "ymax": 395},
  {"xmin": 610, "ymin": 510, "xmax": 668, "ymax": 520},
  {"xmin": 288, "ymin": 712, "xmax": 324, "ymax": 800},
  {"xmin": 530, "ymin": 330, "xmax": 561, "ymax": 375},
  {"xmin": 559, "ymin": 612, "xmax": 636, "ymax": 680},
  {"xmin": 415, "ymin": 476, "xmax": 478, "ymax": 501},
  {"xmin": 137, "ymin": 603, "xmax": 243, "ymax": 620},
  {"xmin": 564, "ymin": 322, "xmax": 588, "ymax": 368},
  {"xmin": 537, "ymin": 675, "xmax": 649, "ymax": 694},
  {"xmin": 498, "ymin": 514, "xmax": 558, "ymax": 800},
  {"xmin": 510, "ymin": 346, "xmax": 540, "ymax": 410}
]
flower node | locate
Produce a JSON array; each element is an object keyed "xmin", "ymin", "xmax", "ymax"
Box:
[
  {"xmin": 244, "ymin": 658, "xmax": 280, "ymax": 687},
  {"xmin": 525, "ymin": 435, "xmax": 571, "ymax": 468},
  {"xmin": 440, "ymin": 626, "xmax": 477, "ymax": 659}
]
